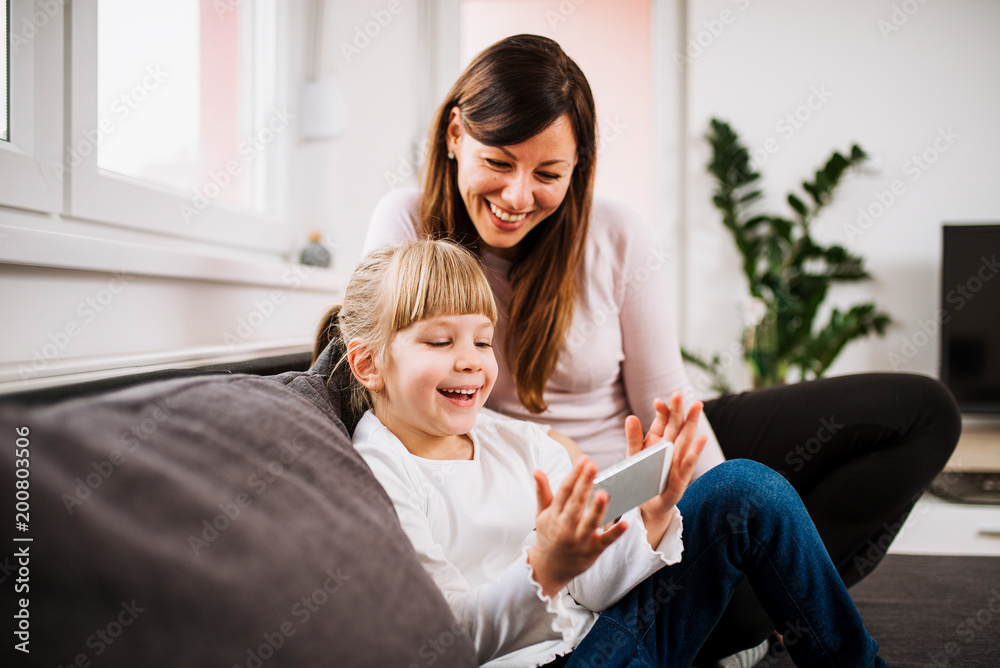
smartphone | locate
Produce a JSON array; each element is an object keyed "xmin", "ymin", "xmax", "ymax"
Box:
[{"xmin": 592, "ymin": 440, "xmax": 674, "ymax": 522}]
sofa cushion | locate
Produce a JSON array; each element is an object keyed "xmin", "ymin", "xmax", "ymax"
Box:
[{"xmin": 0, "ymin": 370, "xmax": 476, "ymax": 667}]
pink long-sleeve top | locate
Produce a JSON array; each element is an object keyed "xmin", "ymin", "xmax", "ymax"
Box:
[{"xmin": 365, "ymin": 188, "xmax": 725, "ymax": 475}]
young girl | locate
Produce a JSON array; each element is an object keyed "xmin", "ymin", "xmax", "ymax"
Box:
[{"xmin": 326, "ymin": 239, "xmax": 887, "ymax": 668}]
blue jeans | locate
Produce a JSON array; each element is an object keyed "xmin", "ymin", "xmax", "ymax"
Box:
[{"xmin": 565, "ymin": 460, "xmax": 888, "ymax": 668}]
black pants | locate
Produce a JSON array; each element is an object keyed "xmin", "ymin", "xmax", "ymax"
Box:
[{"xmin": 692, "ymin": 372, "xmax": 961, "ymax": 664}]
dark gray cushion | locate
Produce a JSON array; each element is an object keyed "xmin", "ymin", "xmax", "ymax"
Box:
[{"xmin": 0, "ymin": 369, "xmax": 475, "ymax": 667}]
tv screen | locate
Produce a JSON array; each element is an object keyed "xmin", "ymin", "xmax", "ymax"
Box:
[{"xmin": 940, "ymin": 224, "xmax": 1000, "ymax": 413}]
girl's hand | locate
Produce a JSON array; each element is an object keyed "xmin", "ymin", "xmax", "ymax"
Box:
[
  {"xmin": 527, "ymin": 456, "xmax": 628, "ymax": 598},
  {"xmin": 624, "ymin": 393, "xmax": 707, "ymax": 544}
]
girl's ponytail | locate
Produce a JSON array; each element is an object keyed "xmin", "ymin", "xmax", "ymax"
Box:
[{"xmin": 313, "ymin": 304, "xmax": 343, "ymax": 364}]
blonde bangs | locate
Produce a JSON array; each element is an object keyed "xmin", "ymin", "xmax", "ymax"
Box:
[{"xmin": 389, "ymin": 241, "xmax": 498, "ymax": 331}]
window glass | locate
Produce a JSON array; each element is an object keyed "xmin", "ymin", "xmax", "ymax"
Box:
[
  {"xmin": 2, "ymin": 0, "xmax": 8, "ymax": 142},
  {"xmin": 97, "ymin": 0, "xmax": 279, "ymax": 214}
]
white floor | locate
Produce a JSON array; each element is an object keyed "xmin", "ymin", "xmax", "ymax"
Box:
[{"xmin": 888, "ymin": 492, "xmax": 1000, "ymax": 557}]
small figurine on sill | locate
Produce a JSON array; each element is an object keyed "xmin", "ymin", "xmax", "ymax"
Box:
[{"xmin": 300, "ymin": 230, "xmax": 332, "ymax": 268}]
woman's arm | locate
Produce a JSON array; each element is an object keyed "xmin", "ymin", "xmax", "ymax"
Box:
[
  {"xmin": 603, "ymin": 198, "xmax": 726, "ymax": 476},
  {"xmin": 547, "ymin": 430, "xmax": 583, "ymax": 463},
  {"xmin": 364, "ymin": 187, "xmax": 422, "ymax": 253}
]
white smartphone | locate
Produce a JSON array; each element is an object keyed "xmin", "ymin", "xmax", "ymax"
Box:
[{"xmin": 592, "ymin": 439, "xmax": 674, "ymax": 522}]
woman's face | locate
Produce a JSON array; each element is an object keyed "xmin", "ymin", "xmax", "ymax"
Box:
[{"xmin": 446, "ymin": 109, "xmax": 578, "ymax": 260}]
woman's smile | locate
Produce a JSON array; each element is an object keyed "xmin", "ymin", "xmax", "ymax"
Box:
[{"xmin": 448, "ymin": 111, "xmax": 578, "ymax": 259}]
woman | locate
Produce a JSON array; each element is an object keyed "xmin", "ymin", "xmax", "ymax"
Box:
[{"xmin": 361, "ymin": 34, "xmax": 961, "ymax": 665}]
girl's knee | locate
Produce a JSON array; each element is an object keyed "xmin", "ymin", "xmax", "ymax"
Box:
[{"xmin": 703, "ymin": 460, "xmax": 798, "ymax": 507}]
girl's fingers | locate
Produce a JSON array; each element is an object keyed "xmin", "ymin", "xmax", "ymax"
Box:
[
  {"xmin": 565, "ymin": 458, "xmax": 597, "ymax": 520},
  {"xmin": 581, "ymin": 489, "xmax": 610, "ymax": 535},
  {"xmin": 596, "ymin": 520, "xmax": 628, "ymax": 549},
  {"xmin": 552, "ymin": 457, "xmax": 586, "ymax": 509},
  {"xmin": 534, "ymin": 470, "xmax": 553, "ymax": 513}
]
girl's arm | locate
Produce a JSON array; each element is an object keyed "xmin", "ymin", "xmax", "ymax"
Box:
[
  {"xmin": 527, "ymin": 457, "xmax": 628, "ymax": 597},
  {"xmin": 560, "ymin": 397, "xmax": 702, "ymax": 612},
  {"xmin": 356, "ymin": 438, "xmax": 578, "ymax": 664}
]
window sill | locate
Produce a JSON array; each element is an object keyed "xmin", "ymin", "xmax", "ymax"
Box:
[{"xmin": 0, "ymin": 206, "xmax": 345, "ymax": 292}]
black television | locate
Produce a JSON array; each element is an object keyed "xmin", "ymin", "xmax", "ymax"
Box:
[{"xmin": 939, "ymin": 224, "xmax": 1000, "ymax": 414}]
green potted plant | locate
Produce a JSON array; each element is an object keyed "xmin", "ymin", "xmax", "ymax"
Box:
[{"xmin": 685, "ymin": 119, "xmax": 892, "ymax": 390}]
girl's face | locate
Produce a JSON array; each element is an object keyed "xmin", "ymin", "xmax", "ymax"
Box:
[
  {"xmin": 446, "ymin": 110, "xmax": 578, "ymax": 261},
  {"xmin": 375, "ymin": 313, "xmax": 498, "ymax": 458}
]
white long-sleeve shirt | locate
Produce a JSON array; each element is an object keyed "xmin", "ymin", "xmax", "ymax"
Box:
[
  {"xmin": 352, "ymin": 410, "xmax": 684, "ymax": 667},
  {"xmin": 365, "ymin": 188, "xmax": 726, "ymax": 474}
]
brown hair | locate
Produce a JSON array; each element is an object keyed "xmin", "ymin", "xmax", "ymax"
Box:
[
  {"xmin": 419, "ymin": 34, "xmax": 597, "ymax": 414},
  {"xmin": 314, "ymin": 239, "xmax": 498, "ymax": 416}
]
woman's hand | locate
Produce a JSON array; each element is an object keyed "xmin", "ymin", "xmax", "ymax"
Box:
[
  {"xmin": 527, "ymin": 457, "xmax": 628, "ymax": 598},
  {"xmin": 624, "ymin": 392, "xmax": 708, "ymax": 546}
]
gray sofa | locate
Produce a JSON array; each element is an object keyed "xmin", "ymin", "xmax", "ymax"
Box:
[{"xmin": 0, "ymin": 341, "xmax": 477, "ymax": 667}]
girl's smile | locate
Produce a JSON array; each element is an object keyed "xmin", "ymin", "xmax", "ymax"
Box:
[{"xmin": 373, "ymin": 313, "xmax": 498, "ymax": 460}]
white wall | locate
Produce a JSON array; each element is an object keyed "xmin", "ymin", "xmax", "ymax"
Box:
[
  {"xmin": 679, "ymin": 0, "xmax": 1000, "ymax": 389},
  {"xmin": 5, "ymin": 0, "xmax": 996, "ymax": 393},
  {"xmin": 289, "ymin": 0, "xmax": 431, "ymax": 272}
]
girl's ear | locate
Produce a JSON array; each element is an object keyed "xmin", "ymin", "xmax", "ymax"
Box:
[{"xmin": 347, "ymin": 339, "xmax": 384, "ymax": 392}]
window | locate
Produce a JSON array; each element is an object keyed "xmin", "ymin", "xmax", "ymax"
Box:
[
  {"xmin": 0, "ymin": 0, "xmax": 63, "ymax": 214},
  {"xmin": 0, "ymin": 0, "xmax": 288, "ymax": 254},
  {"xmin": 96, "ymin": 0, "xmax": 279, "ymax": 218},
  {"xmin": 63, "ymin": 0, "xmax": 286, "ymax": 251}
]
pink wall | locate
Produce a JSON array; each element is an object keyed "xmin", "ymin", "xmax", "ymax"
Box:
[{"xmin": 459, "ymin": 0, "xmax": 654, "ymax": 227}]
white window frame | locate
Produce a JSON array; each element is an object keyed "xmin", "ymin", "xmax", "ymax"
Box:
[
  {"xmin": 0, "ymin": 0, "xmax": 63, "ymax": 214},
  {"xmin": 66, "ymin": 0, "xmax": 290, "ymax": 253}
]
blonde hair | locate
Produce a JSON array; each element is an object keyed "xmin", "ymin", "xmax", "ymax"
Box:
[{"xmin": 315, "ymin": 239, "xmax": 498, "ymax": 415}]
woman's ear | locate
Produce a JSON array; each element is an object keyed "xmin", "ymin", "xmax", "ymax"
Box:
[
  {"xmin": 445, "ymin": 106, "xmax": 463, "ymax": 155},
  {"xmin": 347, "ymin": 339, "xmax": 383, "ymax": 392}
]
